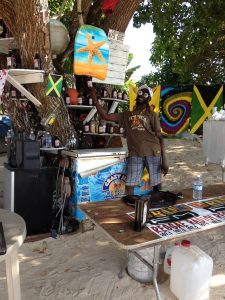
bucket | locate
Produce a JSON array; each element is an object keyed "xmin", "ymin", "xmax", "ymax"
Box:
[
  {"xmin": 127, "ymin": 248, "xmax": 153, "ymax": 283},
  {"xmin": 170, "ymin": 240, "xmax": 213, "ymax": 300}
]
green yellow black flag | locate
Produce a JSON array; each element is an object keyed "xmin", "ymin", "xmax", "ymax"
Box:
[
  {"xmin": 190, "ymin": 85, "xmax": 223, "ymax": 133},
  {"xmin": 46, "ymin": 74, "xmax": 63, "ymax": 97}
]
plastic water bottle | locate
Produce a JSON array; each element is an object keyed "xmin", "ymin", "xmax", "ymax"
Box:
[
  {"xmin": 45, "ymin": 132, "xmax": 52, "ymax": 148},
  {"xmin": 193, "ymin": 175, "xmax": 203, "ymax": 200},
  {"xmin": 29, "ymin": 129, "xmax": 36, "ymax": 141},
  {"xmin": 170, "ymin": 240, "xmax": 213, "ymax": 300}
]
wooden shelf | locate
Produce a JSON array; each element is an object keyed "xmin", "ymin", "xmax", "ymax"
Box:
[
  {"xmin": 0, "ymin": 37, "xmax": 17, "ymax": 54},
  {"xmin": 67, "ymin": 105, "xmax": 95, "ymax": 110},
  {"xmin": 101, "ymin": 98, "xmax": 128, "ymax": 103},
  {"xmin": 8, "ymin": 69, "xmax": 45, "ymax": 84},
  {"xmin": 83, "ymin": 132, "xmax": 122, "ymax": 136}
]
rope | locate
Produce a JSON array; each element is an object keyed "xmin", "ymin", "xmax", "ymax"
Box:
[{"xmin": 77, "ymin": 0, "xmax": 84, "ymax": 25}]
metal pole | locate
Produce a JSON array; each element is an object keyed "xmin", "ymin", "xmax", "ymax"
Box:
[{"xmin": 153, "ymin": 244, "xmax": 162, "ymax": 300}]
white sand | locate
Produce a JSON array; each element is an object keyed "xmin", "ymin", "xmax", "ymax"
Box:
[{"xmin": 1, "ymin": 138, "xmax": 225, "ymax": 300}]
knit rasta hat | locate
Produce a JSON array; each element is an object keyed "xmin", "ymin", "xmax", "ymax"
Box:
[{"xmin": 138, "ymin": 84, "xmax": 153, "ymax": 97}]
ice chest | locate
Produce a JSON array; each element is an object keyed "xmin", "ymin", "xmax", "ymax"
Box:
[{"xmin": 170, "ymin": 240, "xmax": 213, "ymax": 300}]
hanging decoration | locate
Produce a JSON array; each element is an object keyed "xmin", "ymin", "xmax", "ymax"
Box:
[
  {"xmin": 46, "ymin": 74, "xmax": 63, "ymax": 97},
  {"xmin": 50, "ymin": 19, "xmax": 70, "ymax": 55},
  {"xmin": 160, "ymin": 86, "xmax": 192, "ymax": 136},
  {"xmin": 0, "ymin": 69, "xmax": 8, "ymax": 96},
  {"xmin": 101, "ymin": 0, "xmax": 119, "ymax": 16},
  {"xmin": 74, "ymin": 25, "xmax": 109, "ymax": 80},
  {"xmin": 190, "ymin": 85, "xmax": 224, "ymax": 134}
]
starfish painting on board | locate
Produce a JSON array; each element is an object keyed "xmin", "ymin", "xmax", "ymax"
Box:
[{"xmin": 74, "ymin": 25, "xmax": 109, "ymax": 80}]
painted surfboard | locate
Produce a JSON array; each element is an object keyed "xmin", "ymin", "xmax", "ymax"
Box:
[{"xmin": 74, "ymin": 25, "xmax": 109, "ymax": 80}]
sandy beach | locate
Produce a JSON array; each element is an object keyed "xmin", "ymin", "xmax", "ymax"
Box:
[{"xmin": 1, "ymin": 138, "xmax": 225, "ymax": 300}]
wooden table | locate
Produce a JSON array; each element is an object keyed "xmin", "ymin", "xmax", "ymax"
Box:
[
  {"xmin": 0, "ymin": 209, "xmax": 26, "ymax": 300},
  {"xmin": 79, "ymin": 183, "xmax": 225, "ymax": 300}
]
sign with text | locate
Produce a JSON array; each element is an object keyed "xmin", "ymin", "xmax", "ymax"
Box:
[{"xmin": 127, "ymin": 196, "xmax": 225, "ymax": 238}]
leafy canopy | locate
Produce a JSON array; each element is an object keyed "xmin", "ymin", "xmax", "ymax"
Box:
[{"xmin": 133, "ymin": 0, "xmax": 225, "ymax": 84}]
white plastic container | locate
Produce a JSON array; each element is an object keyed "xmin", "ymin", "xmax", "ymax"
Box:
[
  {"xmin": 127, "ymin": 248, "xmax": 153, "ymax": 283},
  {"xmin": 163, "ymin": 242, "xmax": 179, "ymax": 275},
  {"xmin": 170, "ymin": 240, "xmax": 213, "ymax": 300}
]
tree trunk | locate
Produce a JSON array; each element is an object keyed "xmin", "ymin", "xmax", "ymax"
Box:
[{"xmin": 0, "ymin": 0, "xmax": 142, "ymax": 145}]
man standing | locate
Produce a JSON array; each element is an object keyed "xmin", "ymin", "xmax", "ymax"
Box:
[{"xmin": 89, "ymin": 84, "xmax": 168, "ymax": 195}]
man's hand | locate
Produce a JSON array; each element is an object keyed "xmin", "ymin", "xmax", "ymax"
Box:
[{"xmin": 161, "ymin": 158, "xmax": 169, "ymax": 176}]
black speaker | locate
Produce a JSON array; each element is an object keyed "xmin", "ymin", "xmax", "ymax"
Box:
[{"xmin": 16, "ymin": 140, "xmax": 40, "ymax": 169}]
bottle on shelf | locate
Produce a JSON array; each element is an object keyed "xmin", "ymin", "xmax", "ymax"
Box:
[
  {"xmin": 54, "ymin": 136, "xmax": 61, "ymax": 148},
  {"xmin": 109, "ymin": 124, "xmax": 114, "ymax": 134},
  {"xmin": 7, "ymin": 50, "xmax": 14, "ymax": 69},
  {"xmin": 70, "ymin": 133, "xmax": 78, "ymax": 149},
  {"xmin": 101, "ymin": 87, "xmax": 108, "ymax": 98},
  {"xmin": 98, "ymin": 120, "xmax": 105, "ymax": 134},
  {"xmin": 193, "ymin": 175, "xmax": 203, "ymax": 200},
  {"xmin": 10, "ymin": 86, "xmax": 17, "ymax": 99},
  {"xmin": 90, "ymin": 120, "xmax": 96, "ymax": 133},
  {"xmin": 87, "ymin": 95, "xmax": 93, "ymax": 106},
  {"xmin": 112, "ymin": 88, "xmax": 117, "ymax": 99},
  {"xmin": 44, "ymin": 132, "xmax": 52, "ymax": 148},
  {"xmin": 122, "ymin": 91, "xmax": 128, "ymax": 100},
  {"xmin": 77, "ymin": 95, "xmax": 83, "ymax": 105},
  {"xmin": 84, "ymin": 122, "xmax": 90, "ymax": 133},
  {"xmin": 34, "ymin": 53, "xmax": 41, "ymax": 70},
  {"xmin": 86, "ymin": 76, "xmax": 93, "ymax": 87},
  {"xmin": 117, "ymin": 89, "xmax": 122, "ymax": 99},
  {"xmin": 65, "ymin": 92, "xmax": 71, "ymax": 105},
  {"xmin": 95, "ymin": 119, "xmax": 99, "ymax": 133},
  {"xmin": 29, "ymin": 129, "xmax": 36, "ymax": 141},
  {"xmin": 119, "ymin": 126, "xmax": 124, "ymax": 135}
]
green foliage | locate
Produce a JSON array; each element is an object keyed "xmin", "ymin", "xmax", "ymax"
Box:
[{"xmin": 133, "ymin": 0, "xmax": 225, "ymax": 84}]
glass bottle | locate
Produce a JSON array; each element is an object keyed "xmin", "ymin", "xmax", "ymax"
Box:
[
  {"xmin": 101, "ymin": 87, "xmax": 108, "ymax": 98},
  {"xmin": 7, "ymin": 50, "xmax": 14, "ymax": 69},
  {"xmin": 34, "ymin": 53, "xmax": 41, "ymax": 70},
  {"xmin": 112, "ymin": 88, "xmax": 117, "ymax": 99},
  {"xmin": 117, "ymin": 89, "xmax": 122, "ymax": 99},
  {"xmin": 122, "ymin": 91, "xmax": 128, "ymax": 100},
  {"xmin": 54, "ymin": 136, "xmax": 60, "ymax": 148},
  {"xmin": 83, "ymin": 122, "xmax": 89, "ymax": 133}
]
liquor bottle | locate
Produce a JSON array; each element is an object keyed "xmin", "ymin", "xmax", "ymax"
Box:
[
  {"xmin": 11, "ymin": 86, "xmax": 17, "ymax": 99},
  {"xmin": 98, "ymin": 120, "xmax": 104, "ymax": 134},
  {"xmin": 54, "ymin": 136, "xmax": 61, "ymax": 148},
  {"xmin": 87, "ymin": 95, "xmax": 93, "ymax": 106},
  {"xmin": 84, "ymin": 122, "xmax": 90, "ymax": 133},
  {"xmin": 117, "ymin": 89, "xmax": 122, "ymax": 99},
  {"xmin": 77, "ymin": 95, "xmax": 83, "ymax": 105},
  {"xmin": 90, "ymin": 120, "xmax": 96, "ymax": 133},
  {"xmin": 122, "ymin": 91, "xmax": 128, "ymax": 100},
  {"xmin": 7, "ymin": 50, "xmax": 14, "ymax": 69},
  {"xmin": 65, "ymin": 92, "xmax": 71, "ymax": 105},
  {"xmin": 34, "ymin": 53, "xmax": 41, "ymax": 70},
  {"xmin": 101, "ymin": 87, "xmax": 108, "ymax": 98},
  {"xmin": 86, "ymin": 76, "xmax": 93, "ymax": 87},
  {"xmin": 112, "ymin": 88, "xmax": 117, "ymax": 99}
]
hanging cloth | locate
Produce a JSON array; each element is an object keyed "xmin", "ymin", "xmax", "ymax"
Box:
[{"xmin": 101, "ymin": 0, "xmax": 119, "ymax": 16}]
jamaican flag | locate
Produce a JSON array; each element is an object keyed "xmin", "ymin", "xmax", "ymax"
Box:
[
  {"xmin": 46, "ymin": 74, "xmax": 63, "ymax": 97},
  {"xmin": 190, "ymin": 85, "xmax": 224, "ymax": 134}
]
